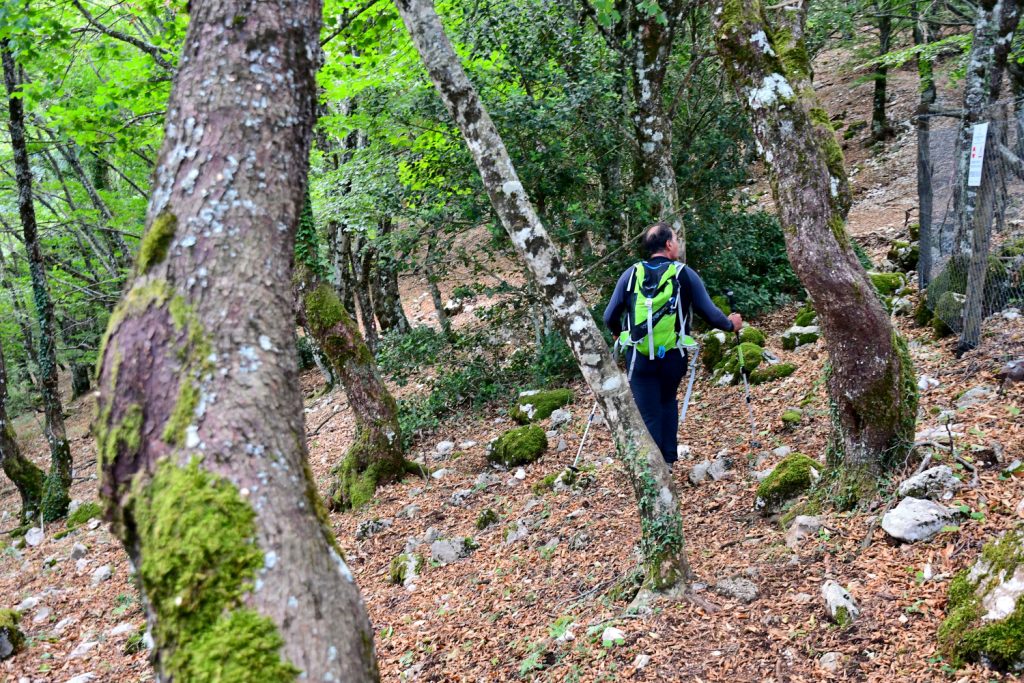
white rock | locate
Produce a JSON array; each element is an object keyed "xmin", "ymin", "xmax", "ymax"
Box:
[
  {"xmin": 882, "ymin": 497, "xmax": 958, "ymax": 542},
  {"xmin": 677, "ymin": 444, "xmax": 691, "ymax": 459},
  {"xmin": 914, "ymin": 425, "xmax": 965, "ymax": 444},
  {"xmin": 956, "ymin": 385, "xmax": 996, "ymax": 409},
  {"xmin": 917, "ymin": 375, "xmax": 940, "ymax": 392},
  {"xmin": 16, "ymin": 596, "xmax": 40, "ymax": 612},
  {"xmin": 633, "ymin": 654, "xmax": 651, "ymax": 669},
  {"xmin": 897, "ymin": 466, "xmax": 962, "ymax": 500},
  {"xmin": 514, "ymin": 468, "xmax": 527, "ymax": 480},
  {"xmin": 549, "ymin": 408, "xmax": 572, "ymax": 429},
  {"xmin": 689, "ymin": 461, "xmax": 712, "ymax": 485},
  {"xmin": 601, "ymin": 626, "xmax": 626, "ymax": 646},
  {"xmin": 772, "ymin": 446, "xmax": 792, "ymax": 459},
  {"xmin": 68, "ymin": 499, "xmax": 82, "ymax": 515},
  {"xmin": 430, "ymin": 468, "xmax": 448, "ymax": 480},
  {"xmin": 75, "ymin": 558, "xmax": 90, "ymax": 573},
  {"xmin": 69, "ymin": 641, "xmax": 99, "ymax": 658},
  {"xmin": 91, "ymin": 565, "xmax": 112, "ymax": 585},
  {"xmin": 52, "ymin": 617, "xmax": 75, "ymax": 635},
  {"xmin": 435, "ymin": 441, "xmax": 455, "ymax": 456},
  {"xmin": 459, "ymin": 440, "xmax": 477, "ymax": 449},
  {"xmin": 32, "ymin": 606, "xmax": 52, "ymax": 624},
  {"xmin": 821, "ymin": 580, "xmax": 859, "ymax": 623},
  {"xmin": 65, "ymin": 675, "xmax": 97, "ymax": 683},
  {"xmin": 70, "ymin": 543, "xmax": 88, "ymax": 561},
  {"xmin": 819, "ymin": 652, "xmax": 842, "ymax": 672},
  {"xmin": 786, "ymin": 515, "xmax": 823, "ymax": 550},
  {"xmin": 106, "ymin": 622, "xmax": 136, "ymax": 638},
  {"xmin": 87, "ymin": 520, "xmax": 101, "ymax": 530},
  {"xmin": 25, "ymin": 527, "xmax": 44, "ymax": 547},
  {"xmin": 556, "ymin": 438, "xmax": 567, "ymax": 453}
]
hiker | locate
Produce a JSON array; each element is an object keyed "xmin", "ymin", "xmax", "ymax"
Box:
[{"xmin": 603, "ymin": 222, "xmax": 742, "ymax": 467}]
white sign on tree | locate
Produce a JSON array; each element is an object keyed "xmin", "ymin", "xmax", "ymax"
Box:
[{"xmin": 967, "ymin": 122, "xmax": 989, "ymax": 187}]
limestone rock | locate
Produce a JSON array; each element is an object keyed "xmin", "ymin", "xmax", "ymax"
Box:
[
  {"xmin": 781, "ymin": 325, "xmax": 820, "ymax": 351},
  {"xmin": 15, "ymin": 597, "xmax": 39, "ymax": 613},
  {"xmin": 917, "ymin": 375, "xmax": 940, "ymax": 392},
  {"xmin": 897, "ymin": 466, "xmax": 962, "ymax": 500},
  {"xmin": 819, "ymin": 652, "xmax": 843, "ymax": 672},
  {"xmin": 956, "ymin": 385, "xmax": 997, "ymax": 409},
  {"xmin": 69, "ymin": 543, "xmax": 88, "ymax": 561},
  {"xmin": 25, "ymin": 527, "xmax": 44, "ymax": 547},
  {"xmin": 821, "ymin": 580, "xmax": 859, "ymax": 624},
  {"xmin": 601, "ymin": 626, "xmax": 626, "ymax": 647},
  {"xmin": 714, "ymin": 577, "xmax": 759, "ymax": 603},
  {"xmin": 548, "ymin": 408, "xmax": 572, "ymax": 429},
  {"xmin": 90, "ymin": 565, "xmax": 112, "ymax": 585},
  {"xmin": 510, "ymin": 389, "xmax": 573, "ymax": 424},
  {"xmin": 882, "ymin": 497, "xmax": 958, "ymax": 542},
  {"xmin": 689, "ymin": 461, "xmax": 711, "ymax": 486},
  {"xmin": 69, "ymin": 640, "xmax": 98, "ymax": 659},
  {"xmin": 786, "ymin": 515, "xmax": 823, "ymax": 550},
  {"xmin": 754, "ymin": 453, "xmax": 820, "ymax": 516},
  {"xmin": 435, "ymin": 440, "xmax": 455, "ymax": 456},
  {"xmin": 355, "ymin": 518, "xmax": 393, "ymax": 540},
  {"xmin": 0, "ymin": 609, "xmax": 24, "ymax": 661}
]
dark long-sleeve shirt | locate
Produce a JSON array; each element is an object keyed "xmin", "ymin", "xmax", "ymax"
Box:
[{"xmin": 602, "ymin": 257, "xmax": 733, "ymax": 338}]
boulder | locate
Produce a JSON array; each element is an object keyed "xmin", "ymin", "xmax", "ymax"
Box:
[
  {"xmin": 932, "ymin": 291, "xmax": 965, "ymax": 338},
  {"xmin": 781, "ymin": 325, "xmax": 820, "ymax": 351},
  {"xmin": 938, "ymin": 526, "xmax": 1024, "ymax": 670},
  {"xmin": 355, "ymin": 518, "xmax": 393, "ymax": 540},
  {"xmin": 897, "ymin": 466, "xmax": 962, "ymax": 500},
  {"xmin": 449, "ymin": 489, "xmax": 474, "ymax": 506},
  {"xmin": 601, "ymin": 627, "xmax": 626, "ymax": 647},
  {"xmin": 69, "ymin": 640, "xmax": 99, "ymax": 659},
  {"xmin": 714, "ymin": 577, "xmax": 759, "ymax": 603},
  {"xmin": 917, "ymin": 375, "xmax": 940, "ymax": 392},
  {"xmin": 435, "ymin": 440, "xmax": 455, "ymax": 456},
  {"xmin": 25, "ymin": 527, "xmax": 44, "ymax": 547},
  {"xmin": 510, "ymin": 389, "xmax": 573, "ymax": 424},
  {"xmin": 882, "ymin": 497, "xmax": 958, "ymax": 542},
  {"xmin": 70, "ymin": 543, "xmax": 88, "ymax": 561},
  {"xmin": 750, "ymin": 362, "xmax": 797, "ymax": 385},
  {"xmin": 0, "ymin": 609, "xmax": 24, "ymax": 661},
  {"xmin": 429, "ymin": 538, "xmax": 475, "ymax": 565},
  {"xmin": 548, "ymin": 408, "xmax": 572, "ymax": 429},
  {"xmin": 755, "ymin": 453, "xmax": 820, "ymax": 516},
  {"xmin": 786, "ymin": 515, "xmax": 823, "ymax": 550},
  {"xmin": 488, "ymin": 426, "xmax": 547, "ymax": 467},
  {"xmin": 887, "ymin": 240, "xmax": 920, "ymax": 273},
  {"xmin": 821, "ymin": 580, "xmax": 859, "ymax": 625},
  {"xmin": 868, "ymin": 271, "xmax": 907, "ymax": 296},
  {"xmin": 956, "ymin": 385, "xmax": 997, "ymax": 410},
  {"xmin": 91, "ymin": 565, "xmax": 112, "ymax": 585},
  {"xmin": 819, "ymin": 652, "xmax": 843, "ymax": 673},
  {"xmin": 700, "ymin": 330, "xmax": 730, "ymax": 371}
]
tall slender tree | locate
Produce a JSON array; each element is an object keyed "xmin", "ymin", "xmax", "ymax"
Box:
[
  {"xmin": 92, "ymin": 0, "xmax": 378, "ymax": 677},
  {"xmin": 714, "ymin": 0, "xmax": 917, "ymax": 498},
  {"xmin": 395, "ymin": 0, "xmax": 694, "ymax": 597},
  {"xmin": 2, "ymin": 40, "xmax": 73, "ymax": 521}
]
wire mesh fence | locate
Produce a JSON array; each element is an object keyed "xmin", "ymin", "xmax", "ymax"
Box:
[{"xmin": 917, "ymin": 96, "xmax": 1024, "ymax": 349}]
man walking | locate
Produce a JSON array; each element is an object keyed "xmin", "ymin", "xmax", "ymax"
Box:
[{"xmin": 603, "ymin": 222, "xmax": 742, "ymax": 467}]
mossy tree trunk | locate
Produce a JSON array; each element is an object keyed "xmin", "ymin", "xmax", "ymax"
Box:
[
  {"xmin": 714, "ymin": 0, "xmax": 917, "ymax": 499},
  {"xmin": 295, "ymin": 197, "xmax": 407, "ymax": 511},
  {"xmin": 349, "ymin": 234, "xmax": 379, "ymax": 353},
  {"xmin": 2, "ymin": 41, "xmax": 73, "ymax": 521},
  {"xmin": 0, "ymin": 340, "xmax": 44, "ymax": 524},
  {"xmin": 868, "ymin": 0, "xmax": 895, "ymax": 143},
  {"xmin": 395, "ymin": 0, "xmax": 693, "ymax": 594},
  {"xmin": 92, "ymin": 0, "xmax": 378, "ymax": 678}
]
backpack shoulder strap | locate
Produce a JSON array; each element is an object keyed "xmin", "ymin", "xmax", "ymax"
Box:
[{"xmin": 676, "ymin": 263, "xmax": 694, "ymax": 334}]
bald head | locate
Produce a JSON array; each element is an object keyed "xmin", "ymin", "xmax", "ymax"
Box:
[{"xmin": 642, "ymin": 222, "xmax": 676, "ymax": 258}]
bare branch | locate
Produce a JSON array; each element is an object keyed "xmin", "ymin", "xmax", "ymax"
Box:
[{"xmin": 71, "ymin": 0, "xmax": 176, "ymax": 71}]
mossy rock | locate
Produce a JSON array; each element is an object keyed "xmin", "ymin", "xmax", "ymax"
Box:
[
  {"xmin": 510, "ymin": 389, "xmax": 573, "ymax": 424},
  {"xmin": 781, "ymin": 409, "xmax": 802, "ymax": 425},
  {"xmin": 913, "ymin": 296, "xmax": 933, "ymax": 328},
  {"xmin": 388, "ymin": 553, "xmax": 424, "ymax": 585},
  {"xmin": 781, "ymin": 326, "xmax": 820, "ymax": 351},
  {"xmin": 738, "ymin": 326, "xmax": 765, "ymax": 346},
  {"xmin": 532, "ymin": 471, "xmax": 560, "ymax": 494},
  {"xmin": 0, "ymin": 608, "xmax": 24, "ymax": 660},
  {"xmin": 488, "ymin": 426, "xmax": 547, "ymax": 467},
  {"xmin": 887, "ymin": 241, "xmax": 920, "ymax": 273},
  {"xmin": 868, "ymin": 271, "xmax": 907, "ymax": 297},
  {"xmin": 938, "ymin": 526, "xmax": 1024, "ymax": 671},
  {"xmin": 843, "ymin": 120, "xmax": 867, "ymax": 140},
  {"xmin": 926, "ymin": 254, "xmax": 1008, "ymax": 312},
  {"xmin": 999, "ymin": 236, "xmax": 1024, "ymax": 258},
  {"xmin": 755, "ymin": 453, "xmax": 821, "ymax": 516},
  {"xmin": 67, "ymin": 501, "xmax": 103, "ymax": 529},
  {"xmin": 908, "ymin": 222, "xmax": 920, "ymax": 241},
  {"xmin": 932, "ymin": 291, "xmax": 965, "ymax": 338},
  {"xmin": 700, "ymin": 330, "xmax": 730, "ymax": 372},
  {"xmin": 712, "ymin": 295, "xmax": 731, "ymax": 315},
  {"xmin": 475, "ymin": 508, "xmax": 499, "ymax": 530},
  {"xmin": 793, "ymin": 304, "xmax": 817, "ymax": 327},
  {"xmin": 750, "ymin": 363, "xmax": 797, "ymax": 385},
  {"xmin": 711, "ymin": 342, "xmax": 764, "ymax": 386}
]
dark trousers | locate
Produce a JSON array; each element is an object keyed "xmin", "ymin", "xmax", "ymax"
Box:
[{"xmin": 627, "ymin": 349, "xmax": 687, "ymax": 464}]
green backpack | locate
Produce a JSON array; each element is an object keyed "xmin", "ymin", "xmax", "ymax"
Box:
[{"xmin": 617, "ymin": 261, "xmax": 697, "ymax": 366}]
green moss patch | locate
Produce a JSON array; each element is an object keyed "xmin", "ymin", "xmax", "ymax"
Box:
[
  {"xmin": 475, "ymin": 508, "xmax": 499, "ymax": 529},
  {"xmin": 67, "ymin": 501, "xmax": 103, "ymax": 529},
  {"xmin": 781, "ymin": 326, "xmax": 820, "ymax": 351},
  {"xmin": 932, "ymin": 291, "xmax": 964, "ymax": 338},
  {"xmin": 793, "ymin": 305, "xmax": 817, "ymax": 327},
  {"xmin": 389, "ymin": 553, "xmax": 423, "ymax": 585},
  {"xmin": 40, "ymin": 470, "xmax": 70, "ymax": 523},
  {"xmin": 711, "ymin": 342, "xmax": 764, "ymax": 385},
  {"xmin": 868, "ymin": 271, "xmax": 906, "ymax": 296},
  {"xmin": 510, "ymin": 389, "xmax": 573, "ymax": 424},
  {"xmin": 887, "ymin": 241, "xmax": 919, "ymax": 273},
  {"xmin": 738, "ymin": 326, "xmax": 766, "ymax": 346},
  {"xmin": 488, "ymin": 426, "xmax": 547, "ymax": 467},
  {"xmin": 755, "ymin": 453, "xmax": 820, "ymax": 516},
  {"xmin": 938, "ymin": 527, "xmax": 1024, "ymax": 671},
  {"xmin": 131, "ymin": 458, "xmax": 297, "ymax": 680},
  {"xmin": 750, "ymin": 363, "xmax": 797, "ymax": 385},
  {"xmin": 137, "ymin": 212, "xmax": 177, "ymax": 274},
  {"xmin": 0, "ymin": 608, "xmax": 25, "ymax": 660}
]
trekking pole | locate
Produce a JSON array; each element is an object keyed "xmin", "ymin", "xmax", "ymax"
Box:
[
  {"xmin": 568, "ymin": 401, "xmax": 599, "ymax": 472},
  {"xmin": 726, "ymin": 291, "xmax": 760, "ymax": 449},
  {"xmin": 679, "ymin": 337, "xmax": 700, "ymax": 426}
]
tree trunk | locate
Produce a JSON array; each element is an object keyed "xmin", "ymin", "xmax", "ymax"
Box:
[
  {"xmin": 629, "ymin": 5, "xmax": 686, "ymax": 252},
  {"xmin": 714, "ymin": 0, "xmax": 916, "ymax": 498},
  {"xmin": 869, "ymin": 1, "xmax": 894, "ymax": 143},
  {"xmin": 91, "ymin": 0, "xmax": 378, "ymax": 677},
  {"xmin": 424, "ymin": 237, "xmax": 453, "ymax": 339},
  {"xmin": 370, "ymin": 216, "xmax": 411, "ymax": 335},
  {"xmin": 349, "ymin": 235, "xmax": 379, "ymax": 353},
  {"xmin": 914, "ymin": 2, "xmax": 936, "ymax": 287},
  {"xmin": 0, "ymin": 339, "xmax": 44, "ymax": 524},
  {"xmin": 71, "ymin": 364, "xmax": 91, "ymax": 400},
  {"xmin": 949, "ymin": 0, "xmax": 1018, "ymax": 255},
  {"xmin": 328, "ymin": 220, "xmax": 358, "ymax": 316},
  {"xmin": 395, "ymin": 0, "xmax": 693, "ymax": 594},
  {"xmin": 0, "ymin": 248, "xmax": 39, "ymax": 391},
  {"xmin": 2, "ymin": 41, "xmax": 73, "ymax": 522}
]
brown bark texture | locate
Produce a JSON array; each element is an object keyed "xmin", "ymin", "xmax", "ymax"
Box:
[
  {"xmin": 395, "ymin": 0, "xmax": 692, "ymax": 591},
  {"xmin": 92, "ymin": 0, "xmax": 378, "ymax": 679},
  {"xmin": 714, "ymin": 0, "xmax": 916, "ymax": 479}
]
